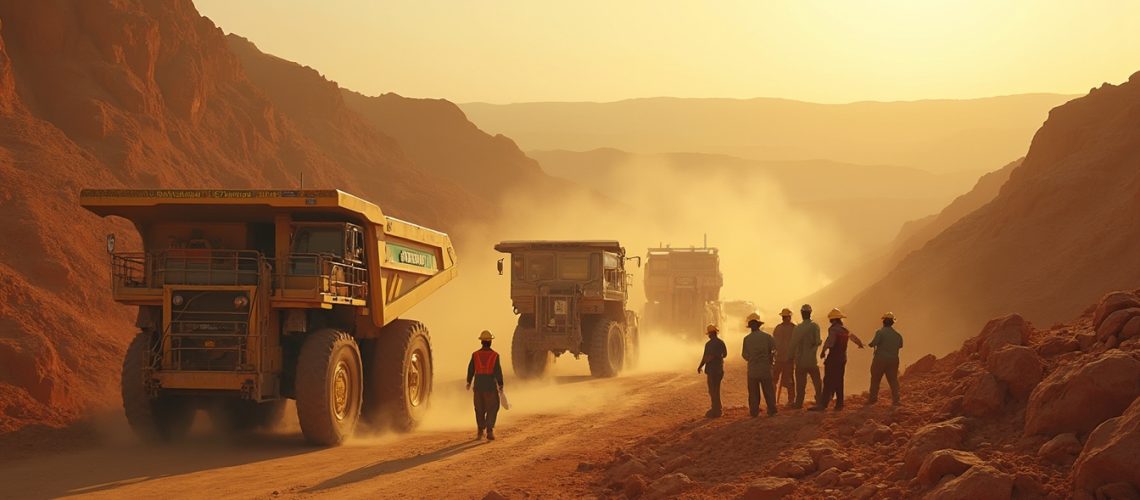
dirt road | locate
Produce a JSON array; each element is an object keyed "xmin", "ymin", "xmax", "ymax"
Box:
[{"xmin": 0, "ymin": 362, "xmax": 726, "ymax": 500}]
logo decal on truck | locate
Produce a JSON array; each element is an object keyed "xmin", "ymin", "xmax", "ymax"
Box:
[{"xmin": 387, "ymin": 243, "xmax": 436, "ymax": 269}]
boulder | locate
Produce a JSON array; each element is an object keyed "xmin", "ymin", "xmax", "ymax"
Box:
[
  {"xmin": 903, "ymin": 417, "xmax": 969, "ymax": 476},
  {"xmin": 740, "ymin": 477, "xmax": 796, "ymax": 499},
  {"xmin": 1013, "ymin": 473, "xmax": 1047, "ymax": 499},
  {"xmin": 1037, "ymin": 335, "xmax": 1081, "ymax": 357},
  {"xmin": 1120, "ymin": 317, "xmax": 1140, "ymax": 342},
  {"xmin": 818, "ymin": 454, "xmax": 853, "ymax": 472},
  {"xmin": 839, "ymin": 471, "xmax": 865, "ymax": 487},
  {"xmin": 815, "ymin": 467, "xmax": 841, "ymax": 487},
  {"xmin": 850, "ymin": 483, "xmax": 880, "ymax": 500},
  {"xmin": 926, "ymin": 465, "xmax": 1014, "ymax": 500},
  {"xmin": 1037, "ymin": 433, "xmax": 1083, "ymax": 465},
  {"xmin": 961, "ymin": 373, "xmax": 1006, "ymax": 416},
  {"xmin": 664, "ymin": 455, "xmax": 693, "ymax": 473},
  {"xmin": 1025, "ymin": 351, "xmax": 1140, "ymax": 436},
  {"xmin": 917, "ymin": 449, "xmax": 985, "ymax": 486},
  {"xmin": 608, "ymin": 457, "xmax": 650, "ymax": 484},
  {"xmin": 623, "ymin": 474, "xmax": 648, "ymax": 499},
  {"xmin": 769, "ymin": 450, "xmax": 816, "ymax": 478},
  {"xmin": 1078, "ymin": 332, "xmax": 1099, "ymax": 351},
  {"xmin": 986, "ymin": 345, "xmax": 1046, "ymax": 399},
  {"xmin": 1097, "ymin": 308, "xmax": 1140, "ymax": 342},
  {"xmin": 1093, "ymin": 291, "xmax": 1140, "ymax": 330},
  {"xmin": 644, "ymin": 473, "xmax": 694, "ymax": 499},
  {"xmin": 1073, "ymin": 398, "xmax": 1140, "ymax": 495},
  {"xmin": 904, "ymin": 354, "xmax": 938, "ymax": 377},
  {"xmin": 1095, "ymin": 482, "xmax": 1139, "ymax": 500},
  {"xmin": 952, "ymin": 361, "xmax": 984, "ymax": 379},
  {"xmin": 482, "ymin": 491, "xmax": 509, "ymax": 500},
  {"xmin": 978, "ymin": 315, "xmax": 1030, "ymax": 361},
  {"xmin": 804, "ymin": 439, "xmax": 840, "ymax": 464}
]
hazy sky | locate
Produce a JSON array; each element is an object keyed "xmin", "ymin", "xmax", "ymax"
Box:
[{"xmin": 196, "ymin": 0, "xmax": 1140, "ymax": 104}]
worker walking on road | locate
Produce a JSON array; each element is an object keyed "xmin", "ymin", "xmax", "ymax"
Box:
[
  {"xmin": 810, "ymin": 308, "xmax": 864, "ymax": 411},
  {"xmin": 467, "ymin": 330, "xmax": 505, "ymax": 440},
  {"xmin": 741, "ymin": 313, "xmax": 778, "ymax": 417},
  {"xmin": 697, "ymin": 324, "xmax": 728, "ymax": 418},
  {"xmin": 790, "ymin": 304, "xmax": 823, "ymax": 409},
  {"xmin": 771, "ymin": 308, "xmax": 797, "ymax": 407},
  {"xmin": 867, "ymin": 312, "xmax": 904, "ymax": 406}
]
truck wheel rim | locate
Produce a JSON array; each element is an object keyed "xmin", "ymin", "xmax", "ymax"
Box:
[
  {"xmin": 333, "ymin": 361, "xmax": 349, "ymax": 420},
  {"xmin": 407, "ymin": 350, "xmax": 426, "ymax": 407}
]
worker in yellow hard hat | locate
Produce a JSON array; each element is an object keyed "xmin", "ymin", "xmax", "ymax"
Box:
[
  {"xmin": 697, "ymin": 324, "xmax": 727, "ymax": 418},
  {"xmin": 867, "ymin": 312, "xmax": 904, "ymax": 406},
  {"xmin": 467, "ymin": 330, "xmax": 504, "ymax": 440},
  {"xmin": 809, "ymin": 308, "xmax": 865, "ymax": 412},
  {"xmin": 741, "ymin": 313, "xmax": 778, "ymax": 417},
  {"xmin": 789, "ymin": 304, "xmax": 823, "ymax": 409},
  {"xmin": 771, "ymin": 308, "xmax": 797, "ymax": 407}
]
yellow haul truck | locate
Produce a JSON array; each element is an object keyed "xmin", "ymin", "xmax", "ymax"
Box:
[{"xmin": 81, "ymin": 189, "xmax": 457, "ymax": 446}]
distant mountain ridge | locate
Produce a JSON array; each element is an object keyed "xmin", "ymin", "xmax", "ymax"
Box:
[{"xmin": 461, "ymin": 94, "xmax": 1075, "ymax": 173}]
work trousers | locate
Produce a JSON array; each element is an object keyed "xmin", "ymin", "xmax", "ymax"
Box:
[
  {"xmin": 773, "ymin": 360, "xmax": 796, "ymax": 404},
  {"xmin": 473, "ymin": 390, "xmax": 500, "ymax": 430},
  {"xmin": 706, "ymin": 366, "xmax": 724, "ymax": 414},
  {"xmin": 794, "ymin": 364, "xmax": 822, "ymax": 407},
  {"xmin": 817, "ymin": 361, "xmax": 846, "ymax": 408},
  {"xmin": 869, "ymin": 357, "xmax": 901, "ymax": 404},
  {"xmin": 747, "ymin": 374, "xmax": 777, "ymax": 416}
]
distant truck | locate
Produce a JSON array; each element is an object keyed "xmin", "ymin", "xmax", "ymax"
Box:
[
  {"xmin": 494, "ymin": 240, "xmax": 640, "ymax": 379},
  {"xmin": 643, "ymin": 245, "xmax": 724, "ymax": 338},
  {"xmin": 81, "ymin": 189, "xmax": 457, "ymax": 446}
]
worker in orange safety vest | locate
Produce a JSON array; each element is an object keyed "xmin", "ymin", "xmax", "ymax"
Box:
[{"xmin": 467, "ymin": 330, "xmax": 505, "ymax": 440}]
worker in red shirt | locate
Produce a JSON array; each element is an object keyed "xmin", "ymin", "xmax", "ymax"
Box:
[{"xmin": 467, "ymin": 330, "xmax": 505, "ymax": 440}]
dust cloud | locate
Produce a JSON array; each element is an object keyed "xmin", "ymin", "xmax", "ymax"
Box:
[{"xmin": 406, "ymin": 158, "xmax": 847, "ymax": 386}]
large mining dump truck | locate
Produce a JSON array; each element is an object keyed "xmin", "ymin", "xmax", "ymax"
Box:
[
  {"xmin": 494, "ymin": 240, "xmax": 640, "ymax": 379},
  {"xmin": 81, "ymin": 189, "xmax": 456, "ymax": 446},
  {"xmin": 643, "ymin": 245, "xmax": 724, "ymax": 338}
]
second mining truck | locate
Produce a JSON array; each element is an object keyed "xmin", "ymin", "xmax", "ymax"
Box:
[
  {"xmin": 643, "ymin": 245, "xmax": 724, "ymax": 338},
  {"xmin": 81, "ymin": 189, "xmax": 456, "ymax": 446},
  {"xmin": 494, "ymin": 240, "xmax": 640, "ymax": 379}
]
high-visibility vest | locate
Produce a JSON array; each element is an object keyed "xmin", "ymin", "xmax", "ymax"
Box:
[{"xmin": 473, "ymin": 350, "xmax": 499, "ymax": 375}]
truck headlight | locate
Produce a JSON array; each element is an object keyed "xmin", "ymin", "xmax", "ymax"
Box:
[
  {"xmin": 172, "ymin": 295, "xmax": 184, "ymax": 306},
  {"xmin": 233, "ymin": 295, "xmax": 249, "ymax": 309}
]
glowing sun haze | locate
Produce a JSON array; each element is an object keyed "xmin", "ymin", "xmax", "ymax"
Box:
[{"xmin": 196, "ymin": 0, "xmax": 1140, "ymax": 103}]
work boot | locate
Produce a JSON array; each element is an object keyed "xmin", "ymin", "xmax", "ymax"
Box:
[
  {"xmin": 833, "ymin": 404, "xmax": 844, "ymax": 411},
  {"xmin": 864, "ymin": 398, "xmax": 878, "ymax": 405},
  {"xmin": 705, "ymin": 409, "xmax": 722, "ymax": 418},
  {"xmin": 767, "ymin": 410, "xmax": 778, "ymax": 417},
  {"xmin": 476, "ymin": 428, "xmax": 484, "ymax": 440},
  {"xmin": 486, "ymin": 428, "xmax": 495, "ymax": 441}
]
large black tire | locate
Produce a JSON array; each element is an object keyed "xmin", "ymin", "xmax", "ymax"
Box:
[
  {"xmin": 209, "ymin": 399, "xmax": 287, "ymax": 433},
  {"xmin": 511, "ymin": 318, "xmax": 553, "ymax": 379},
  {"xmin": 362, "ymin": 319, "xmax": 433, "ymax": 433},
  {"xmin": 587, "ymin": 320, "xmax": 625, "ymax": 378},
  {"xmin": 295, "ymin": 329, "xmax": 362, "ymax": 446},
  {"xmin": 122, "ymin": 332, "xmax": 195, "ymax": 442}
]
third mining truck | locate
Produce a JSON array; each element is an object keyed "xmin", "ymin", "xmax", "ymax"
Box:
[
  {"xmin": 81, "ymin": 189, "xmax": 456, "ymax": 446},
  {"xmin": 494, "ymin": 240, "xmax": 640, "ymax": 379},
  {"xmin": 643, "ymin": 245, "xmax": 724, "ymax": 338}
]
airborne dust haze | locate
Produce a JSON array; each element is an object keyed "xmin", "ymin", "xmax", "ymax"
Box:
[{"xmin": 402, "ymin": 159, "xmax": 857, "ymax": 426}]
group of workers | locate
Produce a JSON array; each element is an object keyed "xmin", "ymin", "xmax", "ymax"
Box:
[
  {"xmin": 464, "ymin": 304, "xmax": 906, "ymax": 440},
  {"xmin": 699, "ymin": 304, "xmax": 904, "ymax": 418}
]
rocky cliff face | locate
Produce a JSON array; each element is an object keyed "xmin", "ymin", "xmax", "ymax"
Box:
[
  {"xmin": 843, "ymin": 73, "xmax": 1140, "ymax": 354},
  {"xmin": 0, "ymin": 0, "xmax": 495, "ymax": 432}
]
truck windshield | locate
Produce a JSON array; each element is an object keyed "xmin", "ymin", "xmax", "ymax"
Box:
[
  {"xmin": 293, "ymin": 228, "xmax": 344, "ymax": 256},
  {"xmin": 558, "ymin": 255, "xmax": 590, "ymax": 280}
]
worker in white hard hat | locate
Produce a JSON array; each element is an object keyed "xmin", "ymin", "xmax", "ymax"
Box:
[
  {"xmin": 467, "ymin": 330, "xmax": 504, "ymax": 440},
  {"xmin": 771, "ymin": 307, "xmax": 797, "ymax": 407},
  {"xmin": 867, "ymin": 312, "xmax": 904, "ymax": 406},
  {"xmin": 789, "ymin": 304, "xmax": 823, "ymax": 409},
  {"xmin": 809, "ymin": 308, "xmax": 864, "ymax": 412},
  {"xmin": 741, "ymin": 313, "xmax": 778, "ymax": 417},
  {"xmin": 697, "ymin": 324, "xmax": 727, "ymax": 418}
]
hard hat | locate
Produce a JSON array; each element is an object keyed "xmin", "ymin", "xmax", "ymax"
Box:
[
  {"xmin": 827, "ymin": 308, "xmax": 846, "ymax": 320},
  {"xmin": 801, "ymin": 304, "xmax": 813, "ymax": 312},
  {"xmin": 882, "ymin": 312, "xmax": 896, "ymax": 320},
  {"xmin": 706, "ymin": 324, "xmax": 719, "ymax": 334},
  {"xmin": 746, "ymin": 312, "xmax": 763, "ymax": 325},
  {"xmin": 779, "ymin": 308, "xmax": 793, "ymax": 317},
  {"xmin": 478, "ymin": 330, "xmax": 495, "ymax": 341}
]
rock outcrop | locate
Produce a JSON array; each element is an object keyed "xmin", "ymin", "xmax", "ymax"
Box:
[
  {"xmin": 1024, "ymin": 351, "xmax": 1140, "ymax": 436},
  {"xmin": 1073, "ymin": 398, "xmax": 1140, "ymax": 496}
]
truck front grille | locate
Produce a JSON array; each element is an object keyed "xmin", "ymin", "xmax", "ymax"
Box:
[{"xmin": 167, "ymin": 290, "xmax": 251, "ymax": 371}]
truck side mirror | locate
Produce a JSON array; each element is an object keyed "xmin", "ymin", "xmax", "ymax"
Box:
[
  {"xmin": 626, "ymin": 256, "xmax": 642, "ymax": 268},
  {"xmin": 497, "ymin": 258, "xmax": 504, "ymax": 276},
  {"xmin": 106, "ymin": 233, "xmax": 116, "ymax": 255}
]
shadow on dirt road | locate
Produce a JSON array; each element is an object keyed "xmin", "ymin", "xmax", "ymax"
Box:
[{"xmin": 303, "ymin": 439, "xmax": 484, "ymax": 493}]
